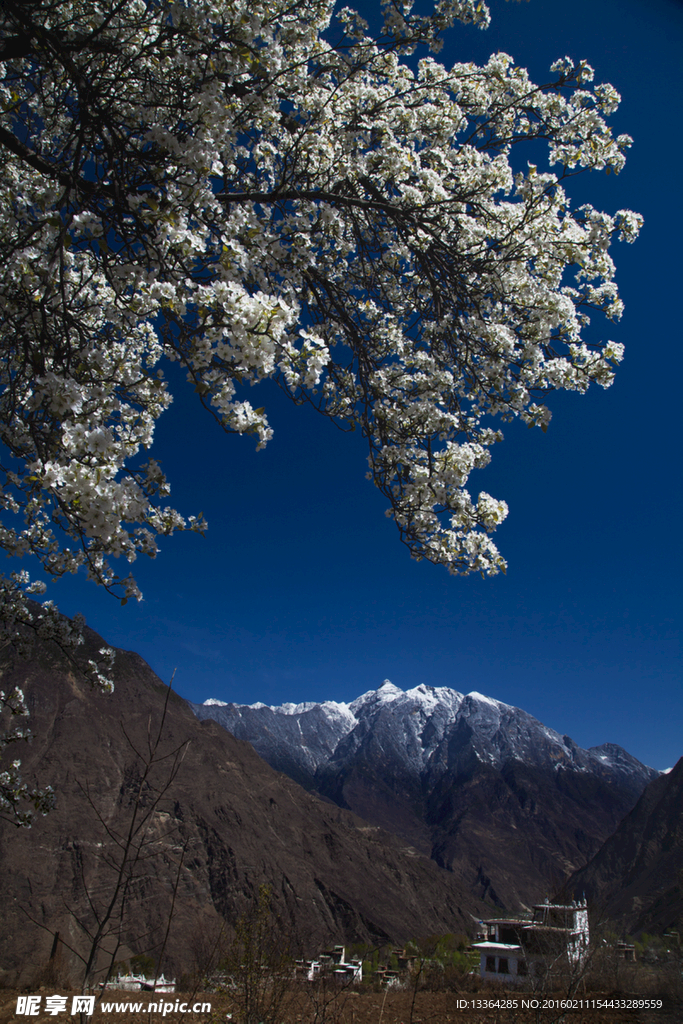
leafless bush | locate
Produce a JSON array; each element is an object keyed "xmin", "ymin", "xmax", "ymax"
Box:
[{"xmin": 220, "ymin": 886, "xmax": 295, "ymax": 1024}]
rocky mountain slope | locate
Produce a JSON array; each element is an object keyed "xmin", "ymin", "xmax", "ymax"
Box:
[
  {"xmin": 190, "ymin": 681, "xmax": 659, "ymax": 910},
  {"xmin": 0, "ymin": 632, "xmax": 486, "ymax": 988},
  {"xmin": 569, "ymin": 756, "xmax": 683, "ymax": 935}
]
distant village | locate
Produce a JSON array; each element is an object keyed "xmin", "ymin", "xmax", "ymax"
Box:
[{"xmin": 103, "ymin": 900, "xmax": 643, "ymax": 995}]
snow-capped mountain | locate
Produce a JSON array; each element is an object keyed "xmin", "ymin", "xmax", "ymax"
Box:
[
  {"xmin": 189, "ymin": 681, "xmax": 659, "ymax": 910},
  {"xmin": 191, "ymin": 680, "xmax": 655, "ymax": 794},
  {"xmin": 0, "ymin": 632, "xmax": 492, "ymax": 981}
]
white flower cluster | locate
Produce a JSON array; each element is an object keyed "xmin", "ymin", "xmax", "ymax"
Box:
[{"xmin": 0, "ymin": 1, "xmax": 639, "ymax": 627}]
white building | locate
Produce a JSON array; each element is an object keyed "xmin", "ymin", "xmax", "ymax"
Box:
[
  {"xmin": 473, "ymin": 900, "xmax": 589, "ymax": 984},
  {"xmin": 102, "ymin": 973, "xmax": 176, "ymax": 993},
  {"xmin": 295, "ymin": 946, "xmax": 362, "ymax": 983}
]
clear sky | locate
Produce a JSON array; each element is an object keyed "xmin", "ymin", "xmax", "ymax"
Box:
[{"xmin": 49, "ymin": 0, "xmax": 681, "ymax": 772}]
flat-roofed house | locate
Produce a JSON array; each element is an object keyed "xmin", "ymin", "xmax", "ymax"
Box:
[{"xmin": 473, "ymin": 900, "xmax": 589, "ymax": 984}]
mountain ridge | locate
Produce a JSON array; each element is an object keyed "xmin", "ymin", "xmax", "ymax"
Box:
[
  {"xmin": 569, "ymin": 755, "xmax": 683, "ymax": 935},
  {"xmin": 189, "ymin": 681, "xmax": 659, "ymax": 909},
  {"xmin": 0, "ymin": 634, "xmax": 489, "ymax": 986},
  {"xmin": 190, "ymin": 679, "xmax": 657, "ymax": 794}
]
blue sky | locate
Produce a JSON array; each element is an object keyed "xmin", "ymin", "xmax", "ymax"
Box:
[{"xmin": 50, "ymin": 0, "xmax": 681, "ymax": 771}]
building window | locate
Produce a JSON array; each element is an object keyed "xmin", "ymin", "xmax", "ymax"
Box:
[
  {"xmin": 497, "ymin": 958, "xmax": 509, "ymax": 974},
  {"xmin": 517, "ymin": 960, "xmax": 528, "ymax": 976},
  {"xmin": 486, "ymin": 956, "xmax": 496, "ymax": 973}
]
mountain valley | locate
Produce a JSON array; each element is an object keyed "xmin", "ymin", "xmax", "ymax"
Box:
[
  {"xmin": 190, "ymin": 681, "xmax": 660, "ymax": 909},
  {"xmin": 0, "ymin": 615, "xmax": 677, "ymax": 989},
  {"xmin": 0, "ymin": 634, "xmax": 486, "ymax": 986}
]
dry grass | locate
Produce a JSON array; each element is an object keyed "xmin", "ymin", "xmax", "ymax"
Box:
[{"xmin": 1, "ymin": 986, "xmax": 680, "ymax": 1024}]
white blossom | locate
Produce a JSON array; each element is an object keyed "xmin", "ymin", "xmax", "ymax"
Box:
[{"xmin": 0, "ymin": 0, "xmax": 641, "ymax": 816}]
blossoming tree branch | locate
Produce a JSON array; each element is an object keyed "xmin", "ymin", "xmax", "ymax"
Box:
[{"xmin": 0, "ymin": 0, "xmax": 640, "ymax": 820}]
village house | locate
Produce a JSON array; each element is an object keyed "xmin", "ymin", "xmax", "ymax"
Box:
[
  {"xmin": 473, "ymin": 899, "xmax": 589, "ymax": 984},
  {"xmin": 101, "ymin": 973, "xmax": 176, "ymax": 993},
  {"xmin": 294, "ymin": 945, "xmax": 362, "ymax": 983}
]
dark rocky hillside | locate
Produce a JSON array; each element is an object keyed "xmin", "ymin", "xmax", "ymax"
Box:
[
  {"xmin": 0, "ymin": 626, "xmax": 486, "ymax": 987},
  {"xmin": 569, "ymin": 756, "xmax": 683, "ymax": 935},
  {"xmin": 191, "ymin": 682, "xmax": 659, "ymax": 911}
]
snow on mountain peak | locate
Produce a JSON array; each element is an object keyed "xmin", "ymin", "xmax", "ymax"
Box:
[
  {"xmin": 318, "ymin": 700, "xmax": 357, "ymax": 729},
  {"xmin": 276, "ymin": 701, "xmax": 319, "ymax": 715},
  {"xmin": 191, "ymin": 681, "xmax": 659, "ymax": 798},
  {"xmin": 378, "ymin": 679, "xmax": 402, "ymax": 696},
  {"xmin": 466, "ymin": 690, "xmax": 510, "ymax": 710},
  {"xmin": 404, "ymin": 684, "xmax": 465, "ymax": 715},
  {"xmin": 348, "ymin": 679, "xmax": 402, "ymax": 714}
]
